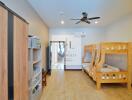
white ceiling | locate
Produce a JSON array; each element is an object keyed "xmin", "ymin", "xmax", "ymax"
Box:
[{"xmin": 28, "ymin": 0, "xmax": 132, "ymax": 28}]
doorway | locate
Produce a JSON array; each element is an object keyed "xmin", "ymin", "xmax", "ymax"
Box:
[{"xmin": 50, "ymin": 41, "xmax": 65, "ymax": 70}]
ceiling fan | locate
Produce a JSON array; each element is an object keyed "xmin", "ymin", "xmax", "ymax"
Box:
[{"xmin": 71, "ymin": 12, "xmax": 100, "ymax": 24}]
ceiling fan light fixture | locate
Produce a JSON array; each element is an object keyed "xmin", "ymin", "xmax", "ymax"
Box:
[
  {"xmin": 61, "ymin": 20, "xmax": 64, "ymax": 24},
  {"xmin": 95, "ymin": 21, "xmax": 98, "ymax": 24},
  {"xmin": 71, "ymin": 12, "xmax": 100, "ymax": 24}
]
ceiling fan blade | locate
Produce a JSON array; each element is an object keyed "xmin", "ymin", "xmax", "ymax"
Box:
[
  {"xmin": 88, "ymin": 17, "xmax": 100, "ymax": 20},
  {"xmin": 75, "ymin": 21, "xmax": 81, "ymax": 24},
  {"xmin": 70, "ymin": 18, "xmax": 80, "ymax": 20},
  {"xmin": 85, "ymin": 21, "xmax": 90, "ymax": 24}
]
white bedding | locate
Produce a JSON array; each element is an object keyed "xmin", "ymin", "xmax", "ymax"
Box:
[{"xmin": 100, "ymin": 64, "xmax": 120, "ymax": 72}]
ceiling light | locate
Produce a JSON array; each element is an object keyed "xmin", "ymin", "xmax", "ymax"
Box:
[
  {"xmin": 61, "ymin": 20, "xmax": 64, "ymax": 24},
  {"xmin": 95, "ymin": 21, "xmax": 98, "ymax": 24}
]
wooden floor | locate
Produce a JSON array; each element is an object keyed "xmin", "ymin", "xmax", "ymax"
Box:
[{"xmin": 40, "ymin": 70, "xmax": 132, "ymax": 100}]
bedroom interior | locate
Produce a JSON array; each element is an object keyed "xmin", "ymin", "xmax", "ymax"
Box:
[{"xmin": 0, "ymin": 0, "xmax": 132, "ymax": 100}]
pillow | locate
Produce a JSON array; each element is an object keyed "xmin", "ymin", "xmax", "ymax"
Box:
[{"xmin": 102, "ymin": 64, "xmax": 120, "ymax": 72}]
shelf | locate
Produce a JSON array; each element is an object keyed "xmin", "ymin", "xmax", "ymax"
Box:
[
  {"xmin": 33, "ymin": 60, "xmax": 41, "ymax": 64},
  {"xmin": 33, "ymin": 70, "xmax": 42, "ymax": 79},
  {"xmin": 32, "ymin": 79, "xmax": 41, "ymax": 90},
  {"xmin": 28, "ymin": 36, "xmax": 42, "ymax": 100},
  {"xmin": 28, "ymin": 71, "xmax": 41, "ymax": 90}
]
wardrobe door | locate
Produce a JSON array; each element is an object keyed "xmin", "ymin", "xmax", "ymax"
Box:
[
  {"xmin": 0, "ymin": 6, "xmax": 8, "ymax": 100},
  {"xmin": 14, "ymin": 16, "xmax": 28, "ymax": 100}
]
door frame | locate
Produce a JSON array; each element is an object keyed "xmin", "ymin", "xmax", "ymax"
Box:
[{"xmin": 50, "ymin": 41, "xmax": 66, "ymax": 70}]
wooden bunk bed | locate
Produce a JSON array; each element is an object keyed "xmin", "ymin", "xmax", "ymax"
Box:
[
  {"xmin": 82, "ymin": 42, "xmax": 132, "ymax": 90},
  {"xmin": 94, "ymin": 42, "xmax": 132, "ymax": 89}
]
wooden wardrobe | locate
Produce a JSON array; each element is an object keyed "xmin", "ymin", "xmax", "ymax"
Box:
[{"xmin": 0, "ymin": 2, "xmax": 29, "ymax": 100}]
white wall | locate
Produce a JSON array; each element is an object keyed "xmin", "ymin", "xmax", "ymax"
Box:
[
  {"xmin": 105, "ymin": 14, "xmax": 132, "ymax": 42},
  {"xmin": 50, "ymin": 28, "xmax": 106, "ymax": 53},
  {"xmin": 50, "ymin": 27, "xmax": 106, "ymax": 56},
  {"xmin": 1, "ymin": 0, "xmax": 49, "ymax": 67}
]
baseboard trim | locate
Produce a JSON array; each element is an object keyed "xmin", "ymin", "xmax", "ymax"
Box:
[{"xmin": 64, "ymin": 69, "xmax": 82, "ymax": 71}]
